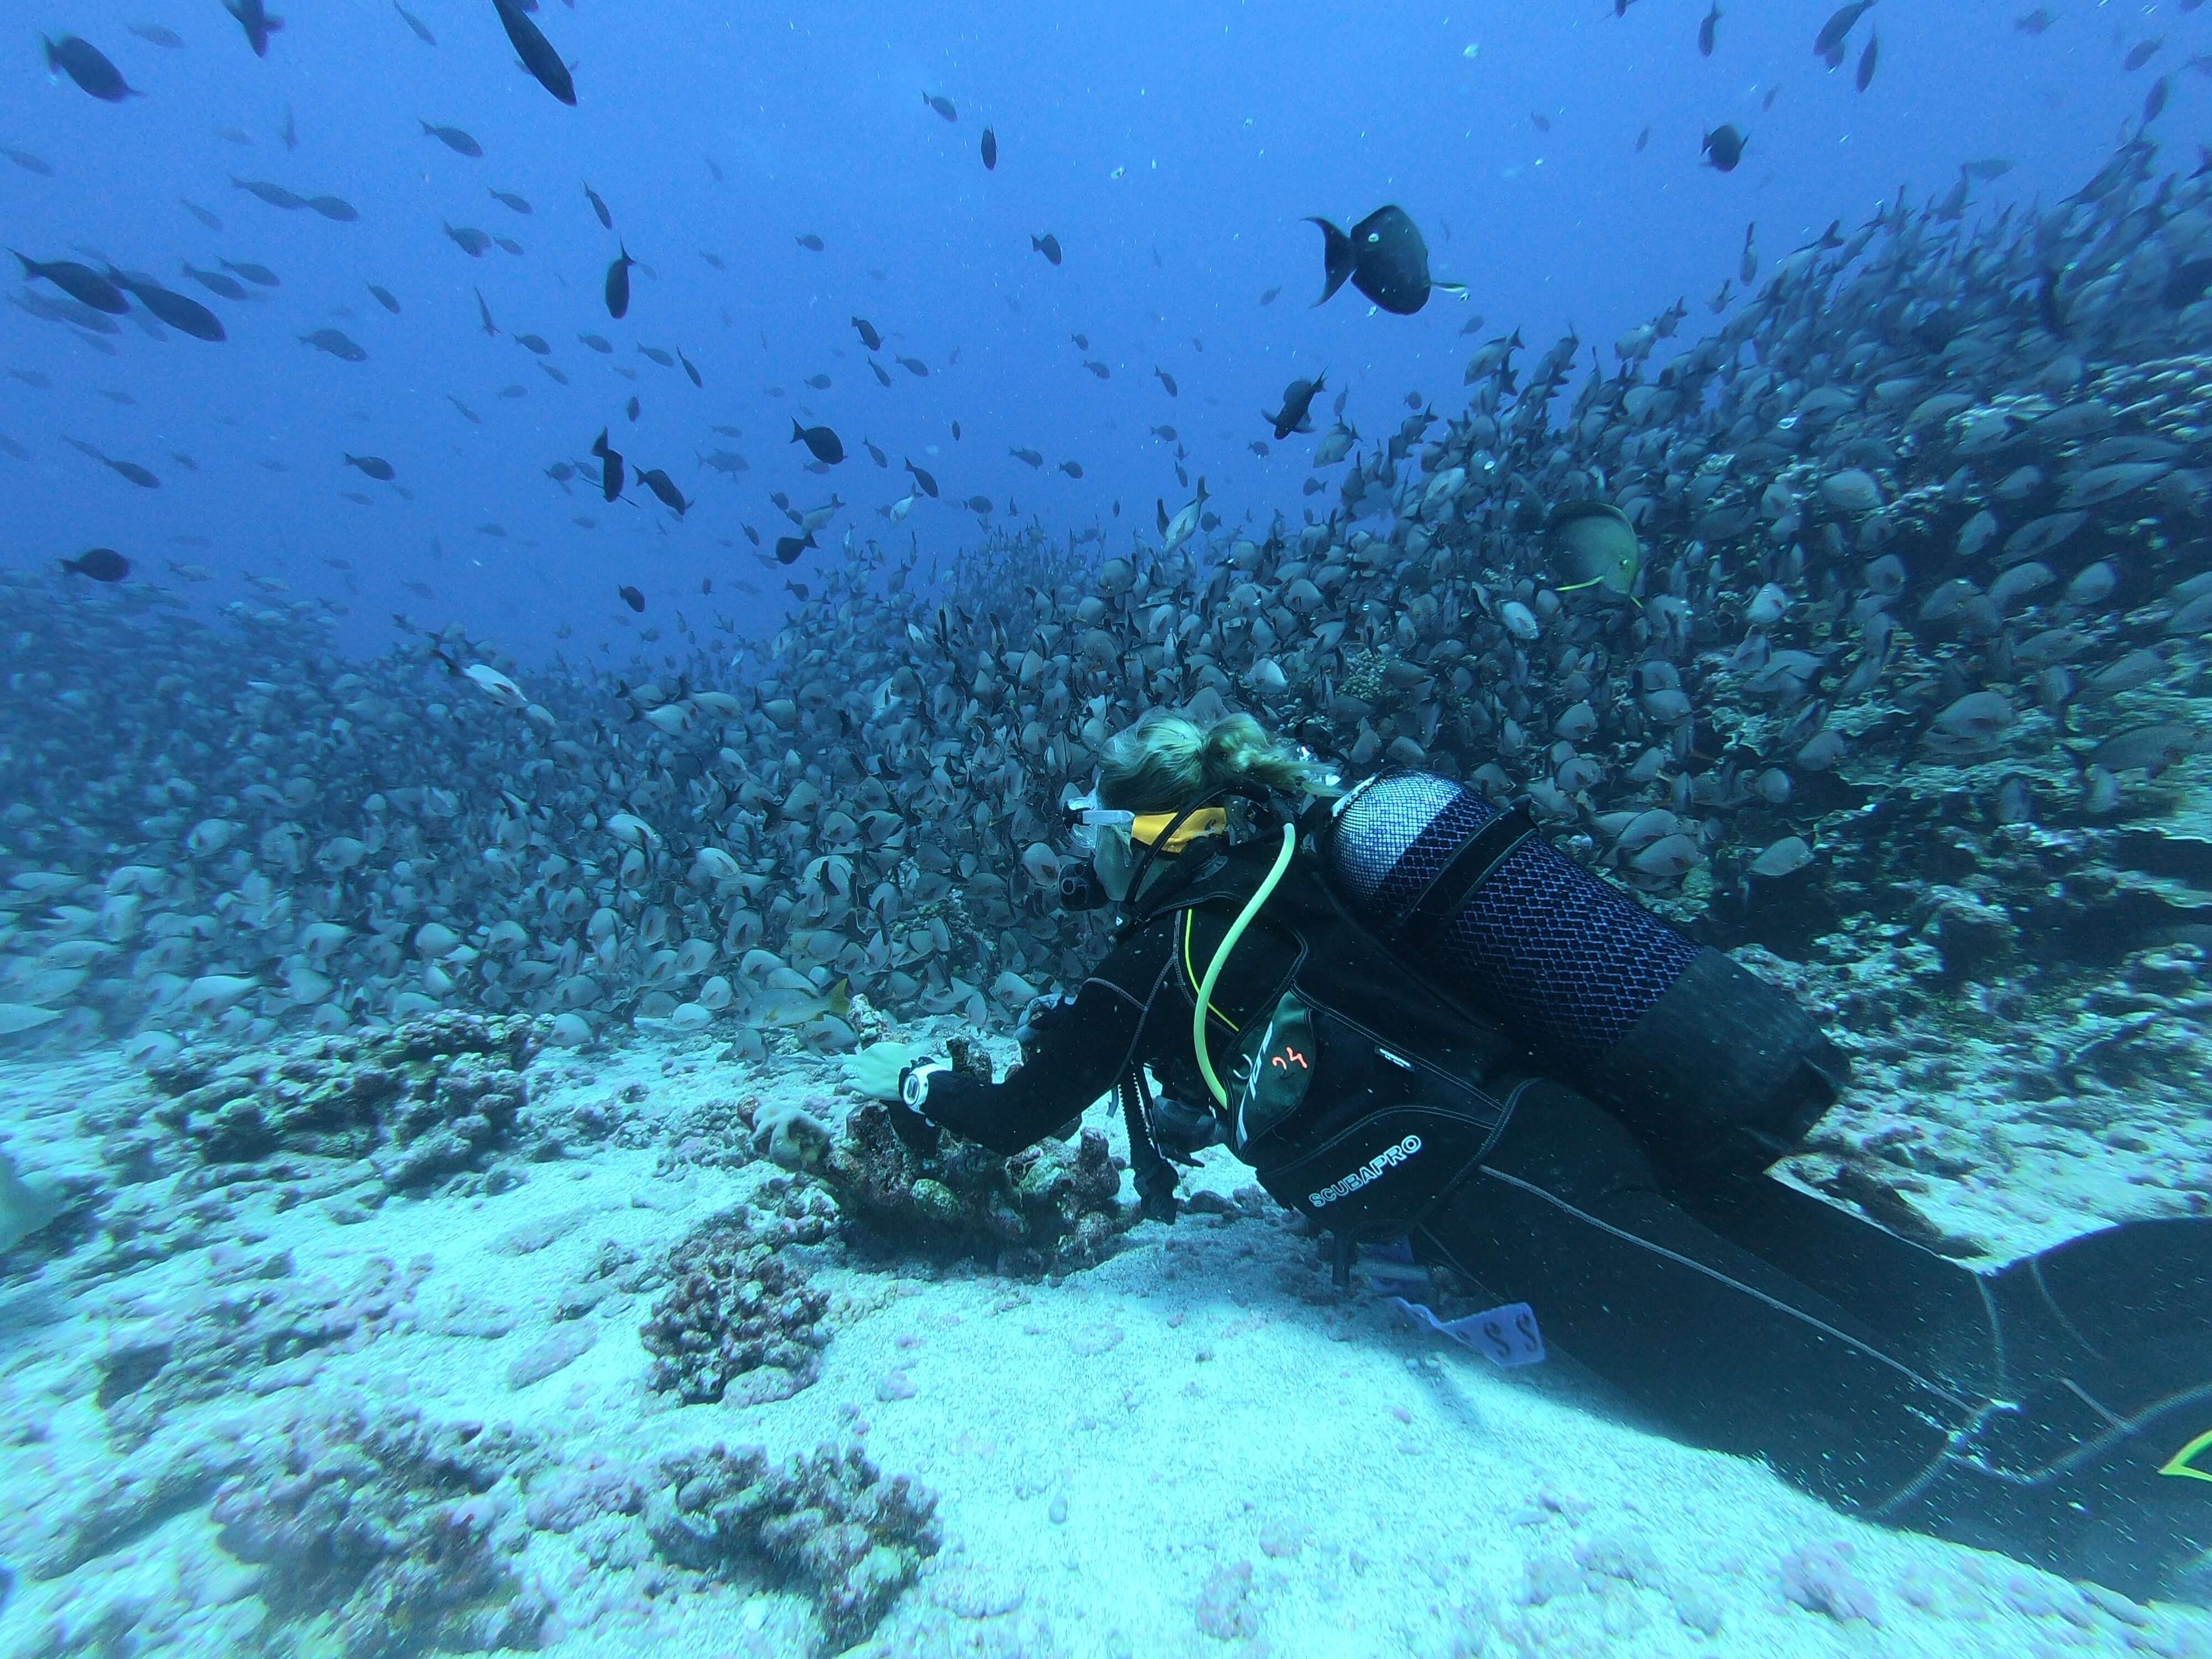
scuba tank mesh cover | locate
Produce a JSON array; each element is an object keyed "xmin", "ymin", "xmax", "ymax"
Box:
[{"xmin": 1322, "ymin": 772, "xmax": 1840, "ymax": 1178}]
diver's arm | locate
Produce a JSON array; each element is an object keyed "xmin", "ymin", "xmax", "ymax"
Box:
[{"xmin": 903, "ymin": 928, "xmax": 1173, "ymax": 1156}]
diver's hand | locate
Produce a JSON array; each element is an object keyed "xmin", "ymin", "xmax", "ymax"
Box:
[
  {"xmin": 843, "ymin": 1040, "xmax": 928, "ymax": 1102},
  {"xmin": 1015, "ymin": 990, "xmax": 1076, "ymax": 1056}
]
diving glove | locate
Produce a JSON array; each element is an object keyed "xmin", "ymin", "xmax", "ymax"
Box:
[{"xmin": 843, "ymin": 1039, "xmax": 928, "ymax": 1102}]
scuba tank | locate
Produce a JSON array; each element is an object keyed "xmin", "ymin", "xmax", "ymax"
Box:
[{"xmin": 1316, "ymin": 771, "xmax": 1844, "ymax": 1182}]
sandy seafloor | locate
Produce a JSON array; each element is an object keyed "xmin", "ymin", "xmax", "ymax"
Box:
[{"xmin": 3, "ymin": 1015, "xmax": 2210, "ymax": 1659}]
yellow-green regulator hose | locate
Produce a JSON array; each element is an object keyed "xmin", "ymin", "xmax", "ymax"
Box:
[{"xmin": 1193, "ymin": 822, "xmax": 1297, "ymax": 1107}]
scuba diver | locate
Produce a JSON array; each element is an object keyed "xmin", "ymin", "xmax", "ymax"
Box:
[{"xmin": 871, "ymin": 708, "xmax": 2212, "ymax": 1598}]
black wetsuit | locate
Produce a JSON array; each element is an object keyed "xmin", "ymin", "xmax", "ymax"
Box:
[{"xmin": 914, "ymin": 822, "xmax": 2212, "ymax": 1597}]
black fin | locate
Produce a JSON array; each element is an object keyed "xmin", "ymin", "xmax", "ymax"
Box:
[{"xmin": 1306, "ymin": 217, "xmax": 1354, "ymax": 306}]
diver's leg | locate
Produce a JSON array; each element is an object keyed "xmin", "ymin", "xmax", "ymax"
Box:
[
  {"xmin": 1412, "ymin": 1079, "xmax": 1975, "ymax": 1512},
  {"xmin": 1413, "ymin": 1079, "xmax": 2212, "ymax": 1593}
]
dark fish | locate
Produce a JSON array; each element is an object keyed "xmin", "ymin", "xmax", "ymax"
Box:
[
  {"xmin": 981, "ymin": 127, "xmax": 997, "ymax": 169},
  {"xmin": 791, "ymin": 421, "xmax": 844, "ymax": 465},
  {"xmin": 925, "ymin": 92, "xmax": 957, "ymax": 122},
  {"xmin": 1259, "ymin": 286, "xmax": 1280, "ymax": 306},
  {"xmin": 491, "ymin": 0, "xmax": 576, "ymax": 106},
  {"xmin": 13, "ymin": 253, "xmax": 128, "ymax": 314},
  {"xmin": 577, "ymin": 331, "xmax": 611, "ymax": 352},
  {"xmin": 1009, "ymin": 446, "xmax": 1042, "ymax": 467},
  {"xmin": 43, "ymin": 36, "xmax": 139, "ymax": 101},
  {"xmin": 585, "ymin": 185, "xmax": 612, "ymax": 228},
  {"xmin": 345, "ymin": 453, "xmax": 395, "ymax": 481},
  {"xmin": 107, "ymin": 270, "xmax": 227, "ymax": 341},
  {"xmin": 852, "ymin": 316, "xmax": 882, "ymax": 350},
  {"xmin": 448, "ymin": 395, "xmax": 481, "ymax": 424},
  {"xmin": 796, "ymin": 233, "xmax": 825, "ymax": 252},
  {"xmin": 1071, "ymin": 332, "xmax": 1089, "ymax": 349},
  {"xmin": 1699, "ymin": 3, "xmax": 1720, "ymax": 55},
  {"xmin": 2161, "ymin": 257, "xmax": 2212, "ymax": 308},
  {"xmin": 869, "ymin": 359, "xmax": 892, "ymax": 387},
  {"xmin": 445, "ymin": 223, "xmax": 490, "ymax": 256},
  {"xmin": 282, "ymin": 104, "xmax": 296, "ymax": 150},
  {"xmin": 704, "ymin": 154, "xmax": 722, "ymax": 182},
  {"xmin": 2015, "ymin": 7, "xmax": 2055, "ymax": 34},
  {"xmin": 107, "ymin": 460, "xmax": 159, "ymax": 488},
  {"xmin": 1059, "ymin": 460, "xmax": 1083, "ymax": 478},
  {"xmin": 1265, "ymin": 371, "xmax": 1326, "ymax": 440},
  {"xmin": 1082, "ymin": 360, "xmax": 1111, "ymax": 379},
  {"xmin": 232, "ymin": 176, "xmax": 306, "ymax": 209},
  {"xmin": 775, "ymin": 533, "xmax": 816, "ymax": 564},
  {"xmin": 1702, "ymin": 125, "xmax": 1748, "ymax": 171},
  {"xmin": 1813, "ymin": 1, "xmax": 1875, "ymax": 59},
  {"xmin": 541, "ymin": 362, "xmax": 567, "ymax": 385},
  {"xmin": 129, "ymin": 24, "xmax": 184, "ymax": 48},
  {"xmin": 2145, "ymin": 74, "xmax": 2172, "ymax": 123},
  {"xmin": 639, "ymin": 344, "xmax": 674, "ymax": 366},
  {"xmin": 1306, "ymin": 205, "xmax": 1459, "ymax": 315},
  {"xmin": 300, "ymin": 327, "xmax": 366, "ymax": 361},
  {"xmin": 804, "ymin": 372, "xmax": 831, "ymax": 389},
  {"xmin": 865, "ymin": 437, "xmax": 888, "ymax": 467},
  {"xmin": 905, "ymin": 458, "xmax": 939, "ymax": 496},
  {"xmin": 546, "ymin": 461, "xmax": 573, "ymax": 482},
  {"xmin": 604, "ymin": 243, "xmax": 635, "ymax": 317},
  {"xmin": 680, "ymin": 349, "xmax": 702, "ymax": 387},
  {"xmin": 61, "ymin": 547, "xmax": 129, "ymax": 581},
  {"xmin": 223, "ymin": 0, "xmax": 284, "ymax": 58},
  {"xmin": 490, "ymin": 188, "xmax": 531, "ymax": 213},
  {"xmin": 422, "ymin": 121, "xmax": 483, "ymax": 156},
  {"xmin": 1530, "ymin": 112, "xmax": 1551, "ymax": 132},
  {"xmin": 638, "ymin": 468, "xmax": 689, "ymax": 514},
  {"xmin": 896, "ymin": 356, "xmax": 929, "ymax": 378},
  {"xmin": 1031, "ymin": 233, "xmax": 1062, "ymax": 265},
  {"xmin": 599, "ymin": 444, "xmax": 625, "ymax": 502},
  {"xmin": 700, "ymin": 250, "xmax": 725, "ymax": 268},
  {"xmin": 618, "ymin": 585, "xmax": 645, "ymax": 612},
  {"xmin": 368, "ymin": 282, "xmax": 400, "ymax": 313},
  {"xmin": 1155, "ymin": 367, "xmax": 1179, "ymax": 397},
  {"xmin": 180, "ymin": 197, "xmax": 222, "ymax": 229},
  {"xmin": 7, "ymin": 148, "xmax": 56, "ymax": 176},
  {"xmin": 1149, "ymin": 425, "xmax": 1178, "ymax": 441},
  {"xmin": 2125, "ymin": 38, "xmax": 2164, "ymax": 72},
  {"xmin": 474, "ymin": 286, "xmax": 499, "ymax": 335},
  {"xmin": 394, "ymin": 2, "xmax": 436, "ymax": 45},
  {"xmin": 221, "ymin": 258, "xmax": 278, "ymax": 285},
  {"xmin": 307, "ymin": 195, "xmax": 358, "ymax": 222},
  {"xmin": 964, "ymin": 495, "xmax": 992, "ymax": 514},
  {"xmin": 1855, "ymin": 32, "xmax": 1879, "ymax": 91},
  {"xmin": 517, "ymin": 332, "xmax": 550, "ymax": 354},
  {"xmin": 626, "ymin": 395, "xmax": 640, "ymax": 420},
  {"xmin": 1961, "ymin": 157, "xmax": 2013, "ymax": 180},
  {"xmin": 1636, "ymin": 125, "xmax": 1651, "ymax": 152}
]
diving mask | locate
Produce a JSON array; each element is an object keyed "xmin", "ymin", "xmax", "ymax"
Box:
[{"xmin": 1063, "ymin": 791, "xmax": 1229, "ymax": 903}]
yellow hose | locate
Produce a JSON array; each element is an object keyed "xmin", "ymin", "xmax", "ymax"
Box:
[{"xmin": 1193, "ymin": 822, "xmax": 1297, "ymax": 1107}]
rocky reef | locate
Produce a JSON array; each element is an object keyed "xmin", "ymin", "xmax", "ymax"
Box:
[
  {"xmin": 816, "ymin": 1098, "xmax": 1135, "ymax": 1276},
  {"xmin": 210, "ymin": 1404, "xmax": 549, "ymax": 1659},
  {"xmin": 140, "ymin": 1011, "xmax": 539, "ymax": 1191},
  {"xmin": 648, "ymin": 1440, "xmax": 942, "ymax": 1650},
  {"xmin": 638, "ymin": 1185, "xmax": 837, "ymax": 1405}
]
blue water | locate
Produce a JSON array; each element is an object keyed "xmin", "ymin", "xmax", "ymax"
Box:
[{"xmin": 0, "ymin": 2, "xmax": 2148, "ymax": 650}]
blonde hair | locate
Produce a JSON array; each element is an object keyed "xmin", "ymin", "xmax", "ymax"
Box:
[{"xmin": 1098, "ymin": 710, "xmax": 1336, "ymax": 812}]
